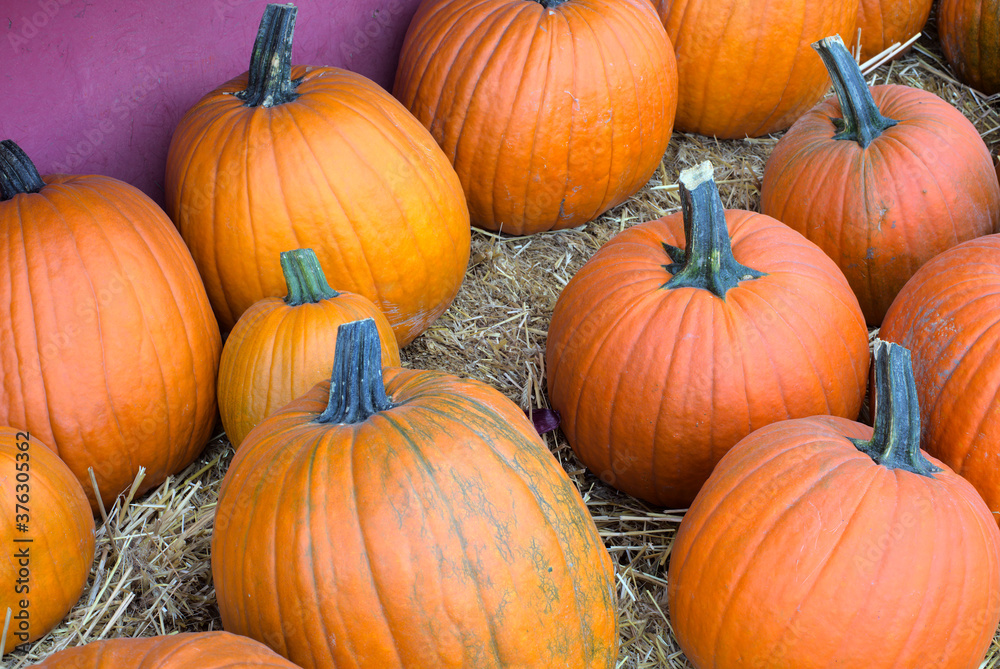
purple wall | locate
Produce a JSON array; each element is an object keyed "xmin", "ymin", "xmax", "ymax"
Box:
[{"xmin": 1, "ymin": 0, "xmax": 422, "ymax": 205}]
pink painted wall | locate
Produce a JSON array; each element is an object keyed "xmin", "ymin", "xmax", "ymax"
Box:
[{"xmin": 1, "ymin": 0, "xmax": 422, "ymax": 205}]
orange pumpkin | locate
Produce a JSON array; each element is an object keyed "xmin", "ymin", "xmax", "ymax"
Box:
[
  {"xmin": 856, "ymin": 0, "xmax": 933, "ymax": 62},
  {"xmin": 881, "ymin": 234, "xmax": 1000, "ymax": 525},
  {"xmin": 654, "ymin": 0, "xmax": 859, "ymax": 137},
  {"xmin": 394, "ymin": 0, "xmax": 677, "ymax": 235},
  {"xmin": 668, "ymin": 341, "xmax": 1000, "ymax": 668},
  {"xmin": 939, "ymin": 0, "xmax": 1000, "ymax": 94},
  {"xmin": 218, "ymin": 248, "xmax": 400, "ymax": 449},
  {"xmin": 545, "ymin": 162, "xmax": 869, "ymax": 507},
  {"xmin": 165, "ymin": 4, "xmax": 470, "ymax": 344},
  {"xmin": 29, "ymin": 631, "xmax": 301, "ymax": 668},
  {"xmin": 212, "ymin": 319, "xmax": 617, "ymax": 668},
  {"xmin": 0, "ymin": 140, "xmax": 221, "ymax": 512},
  {"xmin": 0, "ymin": 428, "xmax": 94, "ymax": 653},
  {"xmin": 761, "ymin": 35, "xmax": 999, "ymax": 325}
]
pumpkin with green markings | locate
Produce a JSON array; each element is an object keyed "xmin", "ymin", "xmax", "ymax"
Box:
[{"xmin": 212, "ymin": 318, "xmax": 617, "ymax": 668}]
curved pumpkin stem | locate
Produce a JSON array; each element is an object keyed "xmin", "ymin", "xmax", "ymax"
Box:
[
  {"xmin": 315, "ymin": 319, "xmax": 394, "ymax": 425},
  {"xmin": 236, "ymin": 3, "xmax": 300, "ymax": 108},
  {"xmin": 813, "ymin": 35, "xmax": 898, "ymax": 148},
  {"xmin": 849, "ymin": 340, "xmax": 941, "ymax": 478},
  {"xmin": 663, "ymin": 161, "xmax": 766, "ymax": 298},
  {"xmin": 0, "ymin": 140, "xmax": 45, "ymax": 200},
  {"xmin": 281, "ymin": 248, "xmax": 340, "ymax": 306}
]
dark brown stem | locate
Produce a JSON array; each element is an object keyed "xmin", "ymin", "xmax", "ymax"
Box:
[
  {"xmin": 849, "ymin": 340, "xmax": 941, "ymax": 478},
  {"xmin": 235, "ymin": 3, "xmax": 300, "ymax": 108},
  {"xmin": 0, "ymin": 140, "xmax": 45, "ymax": 200},
  {"xmin": 662, "ymin": 162, "xmax": 766, "ymax": 298},
  {"xmin": 315, "ymin": 319, "xmax": 394, "ymax": 425}
]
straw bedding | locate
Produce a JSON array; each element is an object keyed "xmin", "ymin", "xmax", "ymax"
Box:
[{"xmin": 6, "ymin": 19, "xmax": 1000, "ymax": 669}]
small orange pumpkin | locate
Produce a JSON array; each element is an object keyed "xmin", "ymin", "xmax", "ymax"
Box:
[{"xmin": 218, "ymin": 248, "xmax": 400, "ymax": 449}]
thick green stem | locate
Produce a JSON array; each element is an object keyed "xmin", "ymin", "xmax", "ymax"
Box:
[
  {"xmin": 0, "ymin": 140, "xmax": 45, "ymax": 200},
  {"xmin": 662, "ymin": 162, "xmax": 766, "ymax": 298},
  {"xmin": 235, "ymin": 3, "xmax": 300, "ymax": 108},
  {"xmin": 281, "ymin": 248, "xmax": 339, "ymax": 306},
  {"xmin": 813, "ymin": 35, "xmax": 898, "ymax": 148},
  {"xmin": 849, "ymin": 340, "xmax": 941, "ymax": 478},
  {"xmin": 315, "ymin": 319, "xmax": 394, "ymax": 425}
]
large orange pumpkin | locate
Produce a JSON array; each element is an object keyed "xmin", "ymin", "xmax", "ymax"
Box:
[
  {"xmin": 856, "ymin": 0, "xmax": 933, "ymax": 62},
  {"xmin": 0, "ymin": 428, "xmax": 94, "ymax": 653},
  {"xmin": 212, "ymin": 319, "xmax": 617, "ymax": 668},
  {"xmin": 394, "ymin": 0, "xmax": 677, "ymax": 235},
  {"xmin": 0, "ymin": 140, "xmax": 221, "ymax": 512},
  {"xmin": 668, "ymin": 341, "xmax": 1000, "ymax": 668},
  {"xmin": 218, "ymin": 247, "xmax": 400, "ymax": 449},
  {"xmin": 761, "ymin": 35, "xmax": 1000, "ymax": 325},
  {"xmin": 939, "ymin": 0, "xmax": 1000, "ymax": 94},
  {"xmin": 654, "ymin": 0, "xmax": 859, "ymax": 138},
  {"xmin": 165, "ymin": 4, "xmax": 470, "ymax": 344},
  {"xmin": 881, "ymin": 234, "xmax": 1000, "ymax": 525},
  {"xmin": 545, "ymin": 162, "xmax": 869, "ymax": 508},
  {"xmin": 29, "ymin": 631, "xmax": 301, "ymax": 668}
]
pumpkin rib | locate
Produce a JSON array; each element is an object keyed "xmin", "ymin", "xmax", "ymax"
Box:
[
  {"xmin": 645, "ymin": 291, "xmax": 701, "ymax": 494},
  {"xmin": 754, "ymin": 5, "xmax": 813, "ymax": 138},
  {"xmin": 956, "ymin": 333, "xmax": 1000, "ymax": 474},
  {"xmin": 519, "ymin": 11, "xmax": 559, "ymax": 228},
  {"xmin": 708, "ymin": 459, "xmax": 882, "ymax": 660}
]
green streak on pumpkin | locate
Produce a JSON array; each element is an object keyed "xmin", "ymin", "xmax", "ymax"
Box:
[
  {"xmin": 236, "ymin": 3, "xmax": 301, "ymax": 108},
  {"xmin": 813, "ymin": 35, "xmax": 898, "ymax": 148},
  {"xmin": 281, "ymin": 248, "xmax": 340, "ymax": 306},
  {"xmin": 849, "ymin": 340, "xmax": 941, "ymax": 478},
  {"xmin": 0, "ymin": 140, "xmax": 45, "ymax": 200},
  {"xmin": 662, "ymin": 161, "xmax": 766, "ymax": 298}
]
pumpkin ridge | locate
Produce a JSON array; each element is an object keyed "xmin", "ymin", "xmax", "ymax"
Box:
[
  {"xmin": 705, "ymin": 454, "xmax": 882, "ymax": 660},
  {"xmin": 749, "ymin": 1, "xmax": 809, "ymax": 138},
  {"xmin": 953, "ymin": 328, "xmax": 1000, "ymax": 475},
  {"xmin": 449, "ymin": 3, "xmax": 535, "ymax": 207}
]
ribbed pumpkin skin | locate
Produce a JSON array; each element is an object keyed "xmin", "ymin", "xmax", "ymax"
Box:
[
  {"xmin": 655, "ymin": 0, "xmax": 858, "ymax": 138},
  {"xmin": 29, "ymin": 631, "xmax": 301, "ymax": 668},
  {"xmin": 212, "ymin": 369, "xmax": 617, "ymax": 669},
  {"xmin": 165, "ymin": 67, "xmax": 471, "ymax": 344},
  {"xmin": 393, "ymin": 0, "xmax": 677, "ymax": 235},
  {"xmin": 939, "ymin": 0, "xmax": 1000, "ymax": 94},
  {"xmin": 881, "ymin": 235, "xmax": 1000, "ymax": 524},
  {"xmin": 0, "ymin": 428, "xmax": 94, "ymax": 653},
  {"xmin": 0, "ymin": 175, "xmax": 222, "ymax": 511},
  {"xmin": 545, "ymin": 212, "xmax": 869, "ymax": 508},
  {"xmin": 667, "ymin": 416, "xmax": 1000, "ymax": 668},
  {"xmin": 218, "ymin": 291, "xmax": 400, "ymax": 448},
  {"xmin": 761, "ymin": 85, "xmax": 1000, "ymax": 325},
  {"xmin": 857, "ymin": 0, "xmax": 933, "ymax": 61}
]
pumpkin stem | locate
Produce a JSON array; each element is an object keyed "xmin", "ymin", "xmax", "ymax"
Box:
[
  {"xmin": 849, "ymin": 340, "xmax": 941, "ymax": 478},
  {"xmin": 662, "ymin": 162, "xmax": 766, "ymax": 298},
  {"xmin": 812, "ymin": 35, "xmax": 898, "ymax": 149},
  {"xmin": 531, "ymin": 0, "xmax": 570, "ymax": 7},
  {"xmin": 0, "ymin": 140, "xmax": 45, "ymax": 200},
  {"xmin": 235, "ymin": 3, "xmax": 300, "ymax": 108},
  {"xmin": 315, "ymin": 319, "xmax": 394, "ymax": 425},
  {"xmin": 281, "ymin": 248, "xmax": 340, "ymax": 306}
]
